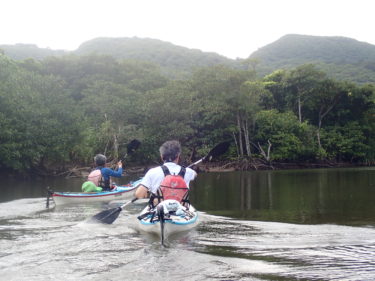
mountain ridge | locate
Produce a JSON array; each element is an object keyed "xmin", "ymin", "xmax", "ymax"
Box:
[
  {"xmin": 250, "ymin": 34, "xmax": 375, "ymax": 83},
  {"xmin": 1, "ymin": 34, "xmax": 374, "ymax": 83}
]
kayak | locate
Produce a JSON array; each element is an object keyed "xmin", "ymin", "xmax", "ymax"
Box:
[
  {"xmin": 136, "ymin": 199, "xmax": 199, "ymax": 244},
  {"xmin": 50, "ymin": 179, "xmax": 142, "ymax": 205}
]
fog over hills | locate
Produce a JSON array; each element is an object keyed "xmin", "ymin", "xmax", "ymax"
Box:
[{"xmin": 1, "ymin": 34, "xmax": 374, "ymax": 83}]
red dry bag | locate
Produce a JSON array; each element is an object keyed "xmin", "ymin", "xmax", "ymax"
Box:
[{"xmin": 159, "ymin": 165, "xmax": 189, "ymax": 202}]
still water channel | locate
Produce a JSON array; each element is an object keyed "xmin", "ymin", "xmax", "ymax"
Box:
[{"xmin": 0, "ymin": 167, "xmax": 374, "ymax": 280}]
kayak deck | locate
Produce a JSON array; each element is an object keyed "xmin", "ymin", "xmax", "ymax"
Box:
[
  {"xmin": 51, "ymin": 179, "xmax": 142, "ymax": 205},
  {"xmin": 53, "ymin": 185, "xmax": 134, "ymax": 197},
  {"xmin": 137, "ymin": 203, "xmax": 199, "ymax": 239}
]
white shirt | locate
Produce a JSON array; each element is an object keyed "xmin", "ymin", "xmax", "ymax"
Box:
[{"xmin": 140, "ymin": 162, "xmax": 197, "ymax": 194}]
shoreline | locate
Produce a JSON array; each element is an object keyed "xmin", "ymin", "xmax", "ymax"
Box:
[{"xmin": 1, "ymin": 160, "xmax": 373, "ymax": 179}]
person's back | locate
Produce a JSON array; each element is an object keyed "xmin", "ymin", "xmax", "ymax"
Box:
[
  {"xmin": 92, "ymin": 154, "xmax": 123, "ymax": 191},
  {"xmin": 134, "ymin": 140, "xmax": 197, "ymax": 206}
]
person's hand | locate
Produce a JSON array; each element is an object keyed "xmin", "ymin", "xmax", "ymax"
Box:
[{"xmin": 117, "ymin": 160, "xmax": 122, "ymax": 168}]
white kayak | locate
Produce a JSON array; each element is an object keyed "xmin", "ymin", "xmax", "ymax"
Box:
[
  {"xmin": 136, "ymin": 199, "xmax": 199, "ymax": 244},
  {"xmin": 50, "ymin": 179, "xmax": 142, "ymax": 205}
]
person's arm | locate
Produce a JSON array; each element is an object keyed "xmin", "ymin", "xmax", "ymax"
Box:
[
  {"xmin": 107, "ymin": 161, "xmax": 123, "ymax": 178},
  {"xmin": 135, "ymin": 184, "xmax": 149, "ymax": 198},
  {"xmin": 134, "ymin": 167, "xmax": 156, "ymax": 198},
  {"xmin": 186, "ymin": 167, "xmax": 198, "ymax": 181}
]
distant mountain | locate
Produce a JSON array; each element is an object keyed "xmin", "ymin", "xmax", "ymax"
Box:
[
  {"xmin": 1, "ymin": 35, "xmax": 375, "ymax": 83},
  {"xmin": 74, "ymin": 37, "xmax": 238, "ymax": 78},
  {"xmin": 0, "ymin": 44, "xmax": 67, "ymax": 60},
  {"xmin": 250, "ymin": 34, "xmax": 375, "ymax": 84},
  {"xmin": 0, "ymin": 38, "xmax": 237, "ymax": 79}
]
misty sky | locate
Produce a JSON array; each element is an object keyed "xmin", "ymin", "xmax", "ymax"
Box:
[{"xmin": 1, "ymin": 0, "xmax": 374, "ymax": 59}]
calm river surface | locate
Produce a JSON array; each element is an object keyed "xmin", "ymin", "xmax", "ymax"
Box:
[{"xmin": 0, "ymin": 167, "xmax": 374, "ymax": 280}]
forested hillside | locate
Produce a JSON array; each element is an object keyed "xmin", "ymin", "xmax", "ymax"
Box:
[
  {"xmin": 75, "ymin": 37, "xmax": 238, "ymax": 78},
  {"xmin": 250, "ymin": 34, "xmax": 375, "ymax": 84},
  {"xmin": 1, "ymin": 38, "xmax": 238, "ymax": 79},
  {"xmin": 1, "ymin": 35, "xmax": 375, "ymax": 83},
  {"xmin": 0, "ymin": 51, "xmax": 374, "ymax": 175},
  {"xmin": 0, "ymin": 43, "xmax": 67, "ymax": 60}
]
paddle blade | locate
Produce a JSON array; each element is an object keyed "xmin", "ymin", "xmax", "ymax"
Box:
[
  {"xmin": 188, "ymin": 141, "xmax": 231, "ymax": 168},
  {"xmin": 157, "ymin": 205, "xmax": 165, "ymax": 245},
  {"xmin": 127, "ymin": 139, "xmax": 141, "ymax": 154},
  {"xmin": 45, "ymin": 187, "xmax": 53, "ymax": 209},
  {"xmin": 206, "ymin": 141, "xmax": 230, "ymax": 160},
  {"xmin": 160, "ymin": 219, "xmax": 165, "ymax": 246},
  {"xmin": 91, "ymin": 207, "xmax": 122, "ymax": 224}
]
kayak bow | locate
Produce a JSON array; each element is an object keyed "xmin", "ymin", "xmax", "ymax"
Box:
[{"xmin": 137, "ymin": 200, "xmax": 199, "ymax": 244}]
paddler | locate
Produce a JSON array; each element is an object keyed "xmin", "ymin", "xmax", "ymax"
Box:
[{"xmin": 134, "ymin": 140, "xmax": 197, "ymax": 206}]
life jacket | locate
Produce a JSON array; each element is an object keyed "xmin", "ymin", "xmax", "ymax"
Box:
[
  {"xmin": 87, "ymin": 167, "xmax": 110, "ymax": 190},
  {"xmin": 149, "ymin": 165, "xmax": 190, "ymax": 208}
]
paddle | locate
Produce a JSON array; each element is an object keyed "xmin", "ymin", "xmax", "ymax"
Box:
[
  {"xmin": 188, "ymin": 141, "xmax": 230, "ymax": 168},
  {"xmin": 90, "ymin": 198, "xmax": 138, "ymax": 224},
  {"xmin": 124, "ymin": 139, "xmax": 141, "ymax": 159}
]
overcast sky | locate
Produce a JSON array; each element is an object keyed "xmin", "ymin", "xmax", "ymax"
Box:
[{"xmin": 1, "ymin": 0, "xmax": 374, "ymax": 59}]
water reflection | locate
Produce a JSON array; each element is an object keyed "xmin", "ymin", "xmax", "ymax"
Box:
[{"xmin": 191, "ymin": 168, "xmax": 375, "ymax": 226}]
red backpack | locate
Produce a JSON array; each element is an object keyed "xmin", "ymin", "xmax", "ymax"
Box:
[{"xmin": 159, "ymin": 165, "xmax": 189, "ymax": 204}]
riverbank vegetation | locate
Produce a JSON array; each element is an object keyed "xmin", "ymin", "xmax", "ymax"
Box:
[{"xmin": 0, "ymin": 53, "xmax": 374, "ymax": 175}]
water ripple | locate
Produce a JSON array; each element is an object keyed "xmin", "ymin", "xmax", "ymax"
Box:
[{"xmin": 0, "ymin": 200, "xmax": 374, "ymax": 280}]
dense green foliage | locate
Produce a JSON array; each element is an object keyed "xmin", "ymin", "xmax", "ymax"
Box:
[{"xmin": 0, "ymin": 50, "xmax": 374, "ymax": 173}]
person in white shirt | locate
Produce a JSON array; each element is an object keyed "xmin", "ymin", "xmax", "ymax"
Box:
[{"xmin": 134, "ymin": 140, "xmax": 197, "ymax": 199}]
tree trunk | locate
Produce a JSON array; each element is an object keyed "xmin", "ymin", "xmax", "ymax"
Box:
[
  {"xmin": 113, "ymin": 134, "xmax": 119, "ymax": 160},
  {"xmin": 258, "ymin": 140, "xmax": 272, "ymax": 162},
  {"xmin": 298, "ymin": 95, "xmax": 302, "ymax": 123},
  {"xmin": 232, "ymin": 132, "xmax": 240, "ymax": 158},
  {"xmin": 317, "ymin": 94, "xmax": 340, "ymax": 150},
  {"xmin": 237, "ymin": 113, "xmax": 244, "ymax": 157},
  {"xmin": 317, "ymin": 118, "xmax": 322, "ymax": 149},
  {"xmin": 243, "ymin": 118, "xmax": 251, "ymax": 157}
]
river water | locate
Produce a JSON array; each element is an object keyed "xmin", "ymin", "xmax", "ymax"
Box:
[{"xmin": 0, "ymin": 167, "xmax": 374, "ymax": 280}]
